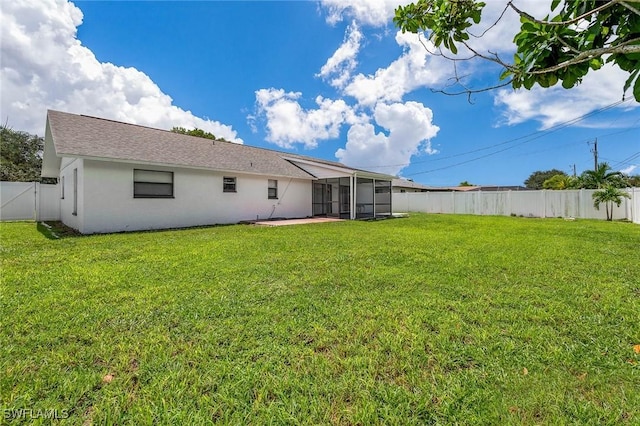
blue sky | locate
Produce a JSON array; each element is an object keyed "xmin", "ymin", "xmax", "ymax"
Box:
[{"xmin": 1, "ymin": 0, "xmax": 639, "ymax": 186}]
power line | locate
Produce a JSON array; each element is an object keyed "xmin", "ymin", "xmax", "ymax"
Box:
[
  {"xmin": 404, "ymin": 99, "xmax": 631, "ymax": 177},
  {"xmin": 352, "ymin": 98, "xmax": 631, "ymax": 172},
  {"xmin": 605, "ymin": 151, "xmax": 640, "ymax": 169},
  {"xmin": 502, "ymin": 124, "xmax": 639, "ymax": 162}
]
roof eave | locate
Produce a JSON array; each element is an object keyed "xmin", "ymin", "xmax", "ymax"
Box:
[
  {"xmin": 283, "ymin": 156, "xmax": 395, "ymax": 180},
  {"xmin": 41, "ymin": 115, "xmax": 61, "ymax": 178},
  {"xmin": 55, "ymin": 153, "xmax": 315, "ymax": 180}
]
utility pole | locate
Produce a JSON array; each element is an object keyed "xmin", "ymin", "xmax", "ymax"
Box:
[
  {"xmin": 588, "ymin": 138, "xmax": 598, "ymax": 171},
  {"xmin": 570, "ymin": 164, "xmax": 576, "ymax": 177}
]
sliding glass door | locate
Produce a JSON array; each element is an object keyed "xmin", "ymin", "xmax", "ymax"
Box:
[{"xmin": 313, "ymin": 178, "xmax": 351, "ymax": 218}]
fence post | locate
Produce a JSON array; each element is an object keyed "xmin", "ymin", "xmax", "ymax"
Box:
[
  {"xmin": 33, "ymin": 182, "xmax": 38, "ymax": 221},
  {"xmin": 579, "ymin": 188, "xmax": 585, "ymax": 219},
  {"xmin": 631, "ymin": 188, "xmax": 640, "ymax": 224},
  {"xmin": 452, "ymin": 191, "xmax": 455, "ymax": 214}
]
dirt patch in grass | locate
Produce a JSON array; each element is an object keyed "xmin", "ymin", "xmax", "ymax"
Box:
[{"xmin": 38, "ymin": 221, "xmax": 83, "ymax": 238}]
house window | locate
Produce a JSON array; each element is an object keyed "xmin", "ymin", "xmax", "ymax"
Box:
[
  {"xmin": 133, "ymin": 169, "xmax": 174, "ymax": 198},
  {"xmin": 268, "ymin": 179, "xmax": 278, "ymax": 199},
  {"xmin": 72, "ymin": 168, "xmax": 77, "ymax": 215},
  {"xmin": 223, "ymin": 177, "xmax": 236, "ymax": 192},
  {"xmin": 61, "ymin": 176, "xmax": 65, "ymax": 199}
]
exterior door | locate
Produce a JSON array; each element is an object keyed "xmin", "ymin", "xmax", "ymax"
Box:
[{"xmin": 340, "ymin": 185, "xmax": 350, "ymax": 218}]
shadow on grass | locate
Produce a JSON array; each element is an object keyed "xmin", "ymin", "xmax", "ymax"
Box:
[
  {"xmin": 37, "ymin": 221, "xmax": 84, "ymax": 239},
  {"xmin": 35, "ymin": 221, "xmax": 244, "ymax": 239}
]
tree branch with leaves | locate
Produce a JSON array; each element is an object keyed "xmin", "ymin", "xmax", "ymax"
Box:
[
  {"xmin": 394, "ymin": 0, "xmax": 640, "ymax": 101},
  {"xmin": 170, "ymin": 127, "xmax": 228, "ymax": 142},
  {"xmin": 0, "ymin": 126, "xmax": 50, "ymax": 182}
]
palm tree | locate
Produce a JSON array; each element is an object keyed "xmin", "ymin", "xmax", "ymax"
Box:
[
  {"xmin": 592, "ymin": 185, "xmax": 630, "ymax": 221},
  {"xmin": 581, "ymin": 162, "xmax": 626, "ymax": 189},
  {"xmin": 543, "ymin": 174, "xmax": 580, "ymax": 190}
]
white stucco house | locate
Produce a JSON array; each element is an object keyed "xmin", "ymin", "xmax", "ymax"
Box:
[{"xmin": 41, "ymin": 110, "xmax": 395, "ymax": 234}]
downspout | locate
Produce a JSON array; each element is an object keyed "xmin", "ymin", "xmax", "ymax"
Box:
[
  {"xmin": 351, "ymin": 172, "xmax": 357, "ymax": 220},
  {"xmin": 372, "ymin": 178, "xmax": 376, "ymax": 219},
  {"xmin": 269, "ymin": 178, "xmax": 293, "ymax": 219},
  {"xmin": 388, "ymin": 179, "xmax": 392, "ymax": 216},
  {"xmin": 34, "ymin": 181, "xmax": 38, "ymax": 221},
  {"xmin": 59, "ymin": 176, "xmax": 62, "ymax": 222}
]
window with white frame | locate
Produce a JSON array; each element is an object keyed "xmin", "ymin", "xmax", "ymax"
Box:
[
  {"xmin": 268, "ymin": 179, "xmax": 278, "ymax": 199},
  {"xmin": 223, "ymin": 177, "xmax": 236, "ymax": 193},
  {"xmin": 61, "ymin": 176, "xmax": 65, "ymax": 199},
  {"xmin": 133, "ymin": 169, "xmax": 174, "ymax": 198}
]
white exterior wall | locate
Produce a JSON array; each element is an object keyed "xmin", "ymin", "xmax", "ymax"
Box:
[{"xmin": 78, "ymin": 160, "xmax": 312, "ymax": 234}]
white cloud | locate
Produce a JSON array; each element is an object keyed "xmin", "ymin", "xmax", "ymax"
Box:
[
  {"xmin": 317, "ymin": 0, "xmax": 544, "ymax": 56},
  {"xmin": 494, "ymin": 63, "xmax": 637, "ymax": 129},
  {"xmin": 343, "ymin": 31, "xmax": 451, "ymax": 107},
  {"xmin": 257, "ymin": 0, "xmax": 630, "ymax": 174},
  {"xmin": 324, "ymin": 0, "xmax": 607, "ymax": 118},
  {"xmin": 320, "ymin": 0, "xmax": 414, "ymax": 27},
  {"xmin": 460, "ymin": 1, "xmax": 553, "ymax": 56},
  {"xmin": 0, "ymin": 0, "xmax": 242, "ymax": 142},
  {"xmin": 252, "ymin": 91, "xmax": 440, "ymax": 175},
  {"xmin": 255, "ymin": 7, "xmax": 446, "ymax": 171},
  {"xmin": 319, "ymin": 0, "xmax": 551, "ymax": 31},
  {"xmin": 317, "ymin": 21, "xmax": 363, "ymax": 88},
  {"xmin": 620, "ymin": 165, "xmax": 637, "ymax": 175},
  {"xmin": 336, "ymin": 101, "xmax": 439, "ymax": 174},
  {"xmin": 253, "ymin": 88, "xmax": 364, "ymax": 149}
]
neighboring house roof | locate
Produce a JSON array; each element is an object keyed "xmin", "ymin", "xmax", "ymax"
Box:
[
  {"xmin": 458, "ymin": 185, "xmax": 530, "ymax": 192},
  {"xmin": 392, "ymin": 179, "xmax": 445, "ymax": 191},
  {"xmin": 391, "ymin": 182, "xmax": 531, "ymax": 192},
  {"xmin": 449, "ymin": 186, "xmax": 481, "ymax": 192},
  {"xmin": 43, "ymin": 110, "xmax": 396, "ymax": 181}
]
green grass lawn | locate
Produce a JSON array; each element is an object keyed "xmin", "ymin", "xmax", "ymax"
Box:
[{"xmin": 1, "ymin": 214, "xmax": 639, "ymax": 425}]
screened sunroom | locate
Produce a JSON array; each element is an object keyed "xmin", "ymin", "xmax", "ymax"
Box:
[
  {"xmin": 281, "ymin": 156, "xmax": 394, "ymax": 220},
  {"xmin": 312, "ymin": 175, "xmax": 392, "ymax": 220}
]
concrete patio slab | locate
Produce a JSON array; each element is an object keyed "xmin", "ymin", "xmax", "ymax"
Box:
[{"xmin": 253, "ymin": 217, "xmax": 345, "ymax": 226}]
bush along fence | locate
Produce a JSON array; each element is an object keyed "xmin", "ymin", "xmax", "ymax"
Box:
[{"xmin": 393, "ymin": 188, "xmax": 640, "ymax": 224}]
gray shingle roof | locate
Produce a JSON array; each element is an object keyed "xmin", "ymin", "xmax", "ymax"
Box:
[{"xmin": 46, "ymin": 110, "xmax": 315, "ymax": 179}]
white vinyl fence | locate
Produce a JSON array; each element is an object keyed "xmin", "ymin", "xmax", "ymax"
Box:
[
  {"xmin": 393, "ymin": 188, "xmax": 640, "ymax": 223},
  {"xmin": 633, "ymin": 187, "xmax": 640, "ymax": 224},
  {"xmin": 0, "ymin": 182, "xmax": 60, "ymax": 221}
]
